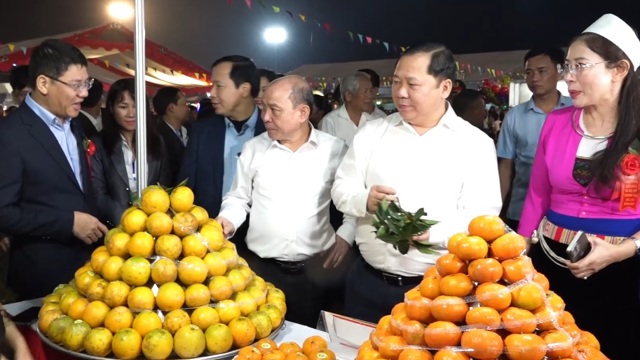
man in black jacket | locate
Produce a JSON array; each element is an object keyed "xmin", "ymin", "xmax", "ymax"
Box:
[
  {"xmin": 153, "ymin": 87, "xmax": 190, "ymax": 186},
  {"xmin": 0, "ymin": 39, "xmax": 107, "ymax": 300},
  {"xmin": 74, "ymin": 78, "xmax": 104, "ymax": 138}
]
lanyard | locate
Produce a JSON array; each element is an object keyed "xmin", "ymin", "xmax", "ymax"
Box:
[{"xmin": 132, "ymin": 158, "xmax": 137, "ymax": 184}]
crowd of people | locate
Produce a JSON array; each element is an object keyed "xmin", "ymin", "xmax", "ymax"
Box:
[{"xmin": 1, "ymin": 12, "xmax": 639, "ymax": 359}]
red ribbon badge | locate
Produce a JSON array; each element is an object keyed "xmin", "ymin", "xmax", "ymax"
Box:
[
  {"xmin": 84, "ymin": 139, "xmax": 96, "ymax": 176},
  {"xmin": 613, "ymin": 154, "xmax": 640, "ymax": 211}
]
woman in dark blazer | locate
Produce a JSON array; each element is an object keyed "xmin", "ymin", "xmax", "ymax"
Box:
[{"xmin": 91, "ymin": 78, "xmax": 171, "ymax": 227}]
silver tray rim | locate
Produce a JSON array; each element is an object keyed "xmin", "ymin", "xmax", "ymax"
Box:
[{"xmin": 36, "ymin": 318, "xmax": 286, "ymax": 360}]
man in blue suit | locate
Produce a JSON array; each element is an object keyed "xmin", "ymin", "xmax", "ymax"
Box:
[
  {"xmin": 179, "ymin": 55, "xmax": 265, "ymax": 251},
  {"xmin": 0, "ymin": 39, "xmax": 108, "ymax": 300}
]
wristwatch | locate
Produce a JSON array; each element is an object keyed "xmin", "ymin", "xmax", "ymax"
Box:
[{"xmin": 630, "ymin": 236, "xmax": 640, "ymax": 255}]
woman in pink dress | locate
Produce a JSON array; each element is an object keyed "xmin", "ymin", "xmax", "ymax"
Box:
[{"xmin": 519, "ymin": 14, "xmax": 640, "ymax": 357}]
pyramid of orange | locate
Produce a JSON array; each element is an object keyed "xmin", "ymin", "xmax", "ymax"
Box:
[
  {"xmin": 37, "ymin": 184, "xmax": 286, "ymax": 360},
  {"xmin": 356, "ymin": 215, "xmax": 608, "ymax": 360}
]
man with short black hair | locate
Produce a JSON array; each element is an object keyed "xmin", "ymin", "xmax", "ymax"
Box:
[
  {"xmin": 0, "ymin": 39, "xmax": 107, "ymax": 300},
  {"xmin": 8, "ymin": 65, "xmax": 31, "ymax": 106},
  {"xmin": 75, "ymin": 78, "xmax": 104, "ymax": 138},
  {"xmin": 451, "ymin": 89, "xmax": 492, "ymax": 138},
  {"xmin": 153, "ymin": 87, "xmax": 190, "ymax": 185}
]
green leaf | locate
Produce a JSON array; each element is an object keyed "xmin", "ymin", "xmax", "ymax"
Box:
[
  {"xmin": 378, "ymin": 234, "xmax": 400, "ymax": 244},
  {"xmin": 414, "ymin": 207, "xmax": 425, "ymax": 220},
  {"xmin": 376, "ymin": 226, "xmax": 388, "ymax": 237},
  {"xmin": 413, "ymin": 242, "xmax": 440, "ymax": 255}
]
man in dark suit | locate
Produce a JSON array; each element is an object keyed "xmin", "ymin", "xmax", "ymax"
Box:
[
  {"xmin": 9, "ymin": 65, "xmax": 31, "ymax": 107},
  {"xmin": 179, "ymin": 55, "xmax": 265, "ymax": 252},
  {"xmin": 0, "ymin": 39, "xmax": 108, "ymax": 300},
  {"xmin": 74, "ymin": 78, "xmax": 104, "ymax": 139},
  {"xmin": 153, "ymin": 87, "xmax": 190, "ymax": 186}
]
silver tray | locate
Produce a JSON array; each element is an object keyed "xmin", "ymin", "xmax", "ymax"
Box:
[{"xmin": 37, "ymin": 319, "xmax": 286, "ymax": 360}]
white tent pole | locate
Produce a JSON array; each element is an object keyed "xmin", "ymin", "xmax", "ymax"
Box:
[{"xmin": 134, "ymin": 0, "xmax": 148, "ymax": 195}]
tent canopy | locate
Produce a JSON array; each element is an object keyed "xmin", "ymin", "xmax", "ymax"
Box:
[
  {"xmin": 0, "ymin": 22, "xmax": 212, "ymax": 96},
  {"xmin": 288, "ymin": 49, "xmax": 532, "ymax": 85}
]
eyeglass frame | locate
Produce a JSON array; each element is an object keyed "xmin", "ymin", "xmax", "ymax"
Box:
[
  {"xmin": 559, "ymin": 61, "xmax": 609, "ymax": 76},
  {"xmin": 46, "ymin": 75, "xmax": 94, "ymax": 93}
]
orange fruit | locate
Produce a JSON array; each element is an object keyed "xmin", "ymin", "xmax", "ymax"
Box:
[
  {"xmin": 185, "ymin": 283, "xmax": 212, "ymax": 308},
  {"xmin": 398, "ymin": 348, "xmax": 432, "ymax": 360},
  {"xmin": 468, "ymin": 215, "xmax": 506, "ymax": 241},
  {"xmin": 156, "ymin": 282, "xmax": 186, "ymax": 312},
  {"xmin": 460, "ymin": 328, "xmax": 503, "ymax": 359},
  {"xmin": 182, "ymin": 233, "xmax": 209, "ymax": 258},
  {"xmin": 90, "ymin": 246, "xmax": 111, "ymax": 274},
  {"xmin": 285, "ymin": 352, "xmax": 309, "ymax": 360},
  {"xmin": 532, "ymin": 272, "xmax": 550, "ymax": 292},
  {"xmin": 104, "ymin": 306, "xmax": 134, "ymax": 333},
  {"xmin": 577, "ymin": 330, "xmax": 600, "ymax": 350},
  {"xmin": 75, "ymin": 270, "xmax": 99, "ymax": 295},
  {"xmin": 106, "ymin": 232, "xmax": 131, "ymax": 259},
  {"xmin": 511, "ymin": 283, "xmax": 546, "ymax": 310},
  {"xmin": 467, "ymin": 258, "xmax": 503, "ymax": 284},
  {"xmin": 132, "ymin": 310, "xmax": 163, "ymax": 338},
  {"xmin": 229, "ymin": 316, "xmax": 257, "ymax": 348},
  {"xmin": 191, "ymin": 305, "xmax": 220, "ymax": 330},
  {"xmin": 309, "ymin": 349, "xmax": 336, "ymax": 360},
  {"xmin": 121, "ymin": 256, "xmax": 151, "ymax": 286},
  {"xmin": 81, "ymin": 300, "xmax": 110, "ymax": 328},
  {"xmin": 264, "ymin": 350, "xmax": 287, "ymax": 360},
  {"xmin": 163, "ymin": 309, "xmax": 191, "ymax": 335},
  {"xmin": 430, "ymin": 296, "xmax": 468, "ymax": 323},
  {"xmin": 178, "ymin": 255, "xmax": 209, "ymax": 285},
  {"xmin": 547, "ymin": 291, "xmax": 566, "ymax": 312},
  {"xmin": 438, "ymin": 273, "xmax": 473, "ymax": 297},
  {"xmin": 38, "ymin": 309, "xmax": 63, "ymax": 334},
  {"xmin": 140, "ymin": 186, "xmax": 171, "ymax": 214},
  {"xmin": 101, "ymin": 255, "xmax": 125, "ymax": 282},
  {"xmin": 435, "ymin": 253, "xmax": 468, "ymax": 276},
  {"xmin": 432, "ymin": 349, "xmax": 469, "ymax": 360},
  {"xmin": 85, "ymin": 278, "xmax": 109, "ymax": 302},
  {"xmin": 155, "ymin": 234, "xmax": 183, "ymax": 260},
  {"xmin": 127, "ymin": 286, "xmax": 155, "ymax": 311},
  {"xmin": 424, "ymin": 321, "xmax": 461, "ymax": 348},
  {"xmin": 376, "ymin": 315, "xmax": 393, "ymax": 334},
  {"xmin": 400, "ymin": 319, "xmax": 426, "ymax": 346},
  {"xmin": 204, "ymin": 323, "xmax": 234, "ymax": 354},
  {"xmin": 532, "ymin": 306, "xmax": 561, "ymax": 331},
  {"xmin": 151, "ymin": 257, "xmax": 178, "ymax": 285},
  {"xmin": 174, "ymin": 324, "xmax": 206, "ymax": 358},
  {"xmin": 501, "ymin": 256, "xmax": 536, "ymax": 283},
  {"xmin": 404, "ymin": 292, "xmax": 434, "ymax": 323},
  {"xmin": 127, "ymin": 231, "xmax": 155, "ymax": 258},
  {"xmin": 145, "ymin": 211, "xmax": 173, "ymax": 237},
  {"xmin": 170, "ymin": 186, "xmax": 195, "ymax": 213},
  {"xmin": 541, "ymin": 330, "xmax": 574, "ymax": 358},
  {"xmin": 112, "ymin": 328, "xmax": 142, "ymax": 359},
  {"xmin": 303, "ymin": 335, "xmax": 328, "ymax": 356},
  {"xmin": 103, "ymin": 280, "xmax": 130, "ymax": 308},
  {"xmin": 200, "ymin": 223, "xmax": 226, "ymax": 251},
  {"xmin": 451, "ymin": 235, "xmax": 488, "ymax": 261},
  {"xmin": 256, "ymin": 338, "xmax": 278, "ymax": 354},
  {"xmin": 501, "ymin": 307, "xmax": 537, "ymax": 333},
  {"xmin": 279, "ymin": 342, "xmax": 303, "ymax": 355},
  {"xmin": 475, "ymin": 282, "xmax": 512, "ymax": 311},
  {"xmin": 418, "ymin": 273, "xmax": 442, "ymax": 300},
  {"xmin": 141, "ymin": 328, "xmax": 174, "ymax": 360},
  {"xmin": 491, "ymin": 232, "xmax": 527, "ymax": 261},
  {"xmin": 84, "ymin": 327, "xmax": 113, "ymax": 357},
  {"xmin": 572, "ymin": 344, "xmax": 608, "ymax": 360},
  {"xmin": 190, "ymin": 205, "xmax": 210, "ymax": 227},
  {"xmin": 446, "ymin": 232, "xmax": 468, "ymax": 254},
  {"xmin": 121, "ymin": 208, "xmax": 148, "ymax": 235},
  {"xmin": 377, "ymin": 335, "xmax": 407, "ymax": 360},
  {"xmin": 464, "ymin": 306, "xmax": 501, "ymax": 330},
  {"xmin": 67, "ymin": 297, "xmax": 89, "ymax": 320},
  {"xmin": 503, "ymin": 333, "xmax": 547, "ymax": 360},
  {"xmin": 238, "ymin": 346, "xmax": 263, "ymax": 360},
  {"xmin": 173, "ymin": 211, "xmax": 199, "ymax": 237}
]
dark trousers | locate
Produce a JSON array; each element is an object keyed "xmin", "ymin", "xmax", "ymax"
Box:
[
  {"xmin": 242, "ymin": 250, "xmax": 326, "ymax": 328},
  {"xmin": 504, "ymin": 218, "xmax": 519, "ymax": 233},
  {"xmin": 529, "ymin": 238, "xmax": 639, "ymax": 359},
  {"xmin": 343, "ymin": 256, "xmax": 416, "ymax": 324}
]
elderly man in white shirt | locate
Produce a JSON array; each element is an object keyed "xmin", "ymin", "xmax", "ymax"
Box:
[
  {"xmin": 217, "ymin": 75, "xmax": 355, "ymax": 327},
  {"xmin": 319, "ymin": 72, "xmax": 374, "ymax": 147},
  {"xmin": 332, "ymin": 43, "xmax": 502, "ymax": 323}
]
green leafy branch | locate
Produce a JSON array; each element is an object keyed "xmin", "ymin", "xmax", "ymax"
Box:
[{"xmin": 372, "ymin": 199, "xmax": 439, "ymax": 255}]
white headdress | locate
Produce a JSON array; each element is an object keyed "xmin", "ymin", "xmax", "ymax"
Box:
[{"xmin": 583, "ymin": 14, "xmax": 640, "ymax": 70}]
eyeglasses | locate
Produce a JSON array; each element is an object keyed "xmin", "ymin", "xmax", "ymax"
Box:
[
  {"xmin": 47, "ymin": 76, "xmax": 94, "ymax": 92},
  {"xmin": 560, "ymin": 61, "xmax": 608, "ymax": 76}
]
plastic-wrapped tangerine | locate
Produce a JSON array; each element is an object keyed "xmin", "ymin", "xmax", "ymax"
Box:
[
  {"xmin": 145, "ymin": 211, "xmax": 173, "ymax": 237},
  {"xmin": 460, "ymin": 328, "xmax": 503, "ymax": 359},
  {"xmin": 178, "ymin": 255, "xmax": 209, "ymax": 285}
]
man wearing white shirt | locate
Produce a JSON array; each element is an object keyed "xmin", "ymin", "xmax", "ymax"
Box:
[
  {"xmin": 319, "ymin": 72, "xmax": 374, "ymax": 147},
  {"xmin": 217, "ymin": 75, "xmax": 355, "ymax": 327},
  {"xmin": 358, "ymin": 68, "xmax": 388, "ymax": 119},
  {"xmin": 332, "ymin": 43, "xmax": 502, "ymax": 323}
]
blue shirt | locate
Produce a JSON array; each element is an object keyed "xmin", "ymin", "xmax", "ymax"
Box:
[
  {"xmin": 496, "ymin": 94, "xmax": 572, "ymax": 220},
  {"xmin": 222, "ymin": 107, "xmax": 259, "ymax": 197},
  {"xmin": 25, "ymin": 94, "xmax": 83, "ymax": 190}
]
